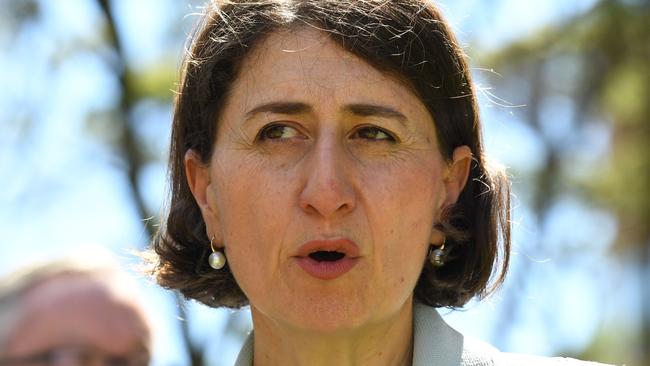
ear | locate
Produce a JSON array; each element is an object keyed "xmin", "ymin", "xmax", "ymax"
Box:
[
  {"xmin": 442, "ymin": 145, "xmax": 472, "ymax": 207},
  {"xmin": 430, "ymin": 145, "xmax": 472, "ymax": 245},
  {"xmin": 184, "ymin": 149, "xmax": 222, "ymax": 245}
]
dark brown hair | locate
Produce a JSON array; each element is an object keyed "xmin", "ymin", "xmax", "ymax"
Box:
[{"xmin": 151, "ymin": 0, "xmax": 511, "ymax": 309}]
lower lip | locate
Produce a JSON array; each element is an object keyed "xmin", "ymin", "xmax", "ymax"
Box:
[{"xmin": 295, "ymin": 257, "xmax": 359, "ymax": 280}]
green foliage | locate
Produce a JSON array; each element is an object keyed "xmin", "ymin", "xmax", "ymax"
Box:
[
  {"xmin": 481, "ymin": 0, "xmax": 649, "ymax": 363},
  {"xmin": 484, "ymin": 0, "xmax": 650, "ymax": 251},
  {"xmin": 124, "ymin": 62, "xmax": 178, "ymax": 104}
]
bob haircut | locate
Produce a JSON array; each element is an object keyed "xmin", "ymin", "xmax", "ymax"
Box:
[{"xmin": 152, "ymin": 0, "xmax": 511, "ymax": 309}]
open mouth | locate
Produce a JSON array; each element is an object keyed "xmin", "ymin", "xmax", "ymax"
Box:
[
  {"xmin": 295, "ymin": 239, "xmax": 360, "ymax": 280},
  {"xmin": 308, "ymin": 250, "xmax": 346, "ymax": 262}
]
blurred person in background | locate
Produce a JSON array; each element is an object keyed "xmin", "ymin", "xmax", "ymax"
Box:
[
  {"xmin": 150, "ymin": 0, "xmax": 617, "ymax": 365},
  {"xmin": 0, "ymin": 249, "xmax": 151, "ymax": 366}
]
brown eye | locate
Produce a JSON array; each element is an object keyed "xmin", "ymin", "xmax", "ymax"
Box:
[
  {"xmin": 258, "ymin": 124, "xmax": 301, "ymax": 140},
  {"xmin": 352, "ymin": 126, "xmax": 395, "ymax": 142}
]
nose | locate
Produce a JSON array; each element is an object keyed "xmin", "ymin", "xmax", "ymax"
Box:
[{"xmin": 299, "ymin": 137, "xmax": 356, "ymax": 219}]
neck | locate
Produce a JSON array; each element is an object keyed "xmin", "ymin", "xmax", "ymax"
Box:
[{"xmin": 250, "ymin": 299, "xmax": 414, "ymax": 366}]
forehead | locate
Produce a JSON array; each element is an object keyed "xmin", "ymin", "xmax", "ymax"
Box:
[
  {"xmin": 4, "ymin": 274, "xmax": 150, "ymax": 356},
  {"xmin": 245, "ymin": 27, "xmax": 361, "ymax": 75},
  {"xmin": 226, "ymin": 26, "xmax": 429, "ymax": 118}
]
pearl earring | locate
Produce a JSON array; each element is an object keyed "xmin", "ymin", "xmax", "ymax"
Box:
[
  {"xmin": 429, "ymin": 240, "xmax": 446, "ymax": 267},
  {"xmin": 208, "ymin": 236, "xmax": 226, "ymax": 270}
]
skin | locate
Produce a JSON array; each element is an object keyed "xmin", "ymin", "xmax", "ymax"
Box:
[
  {"xmin": 187, "ymin": 27, "xmax": 471, "ymax": 366},
  {"xmin": 2, "ymin": 273, "xmax": 151, "ymax": 365}
]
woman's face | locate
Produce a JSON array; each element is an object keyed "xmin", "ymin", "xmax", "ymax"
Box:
[{"xmin": 187, "ymin": 28, "xmax": 468, "ymax": 332}]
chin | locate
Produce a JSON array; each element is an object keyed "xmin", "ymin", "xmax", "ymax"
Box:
[
  {"xmin": 290, "ymin": 308, "xmax": 367, "ymax": 334},
  {"xmin": 272, "ymin": 293, "xmax": 381, "ymax": 334}
]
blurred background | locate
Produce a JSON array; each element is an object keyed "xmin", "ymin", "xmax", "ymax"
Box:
[{"xmin": 0, "ymin": 0, "xmax": 647, "ymax": 365}]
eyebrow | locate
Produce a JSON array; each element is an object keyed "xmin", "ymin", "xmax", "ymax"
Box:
[
  {"xmin": 343, "ymin": 104, "xmax": 407, "ymax": 125},
  {"xmin": 245, "ymin": 102, "xmax": 312, "ymax": 119},
  {"xmin": 245, "ymin": 101, "xmax": 408, "ymax": 125}
]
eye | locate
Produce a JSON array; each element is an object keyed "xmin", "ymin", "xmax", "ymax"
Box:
[
  {"xmin": 352, "ymin": 126, "xmax": 396, "ymax": 142},
  {"xmin": 258, "ymin": 124, "xmax": 302, "ymax": 141}
]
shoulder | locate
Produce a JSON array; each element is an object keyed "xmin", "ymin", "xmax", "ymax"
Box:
[
  {"xmin": 412, "ymin": 303, "xmax": 613, "ymax": 366},
  {"xmin": 496, "ymin": 352, "xmax": 614, "ymax": 366},
  {"xmin": 461, "ymin": 337, "xmax": 614, "ymax": 366}
]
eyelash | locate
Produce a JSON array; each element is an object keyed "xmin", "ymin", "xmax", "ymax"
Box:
[
  {"xmin": 351, "ymin": 126, "xmax": 396, "ymax": 142},
  {"xmin": 256, "ymin": 124, "xmax": 397, "ymax": 143},
  {"xmin": 257, "ymin": 124, "xmax": 302, "ymax": 141}
]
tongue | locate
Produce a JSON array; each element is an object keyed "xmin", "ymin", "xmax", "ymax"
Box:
[{"xmin": 309, "ymin": 251, "xmax": 345, "ymax": 262}]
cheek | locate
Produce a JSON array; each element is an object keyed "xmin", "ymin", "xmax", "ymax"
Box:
[
  {"xmin": 363, "ymin": 155, "xmax": 443, "ymax": 229},
  {"xmin": 361, "ymin": 156, "xmax": 442, "ymax": 274},
  {"xmin": 211, "ymin": 156, "xmax": 293, "ymax": 282},
  {"xmin": 213, "ymin": 153, "xmax": 286, "ymax": 234}
]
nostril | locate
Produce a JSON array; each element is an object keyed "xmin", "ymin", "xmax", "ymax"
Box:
[{"xmin": 308, "ymin": 251, "xmax": 345, "ymax": 262}]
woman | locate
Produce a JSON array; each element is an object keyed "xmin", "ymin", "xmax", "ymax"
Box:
[{"xmin": 151, "ymin": 1, "xmax": 609, "ymax": 365}]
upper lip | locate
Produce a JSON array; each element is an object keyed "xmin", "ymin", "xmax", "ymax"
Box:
[{"xmin": 294, "ymin": 238, "xmax": 360, "ymax": 258}]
